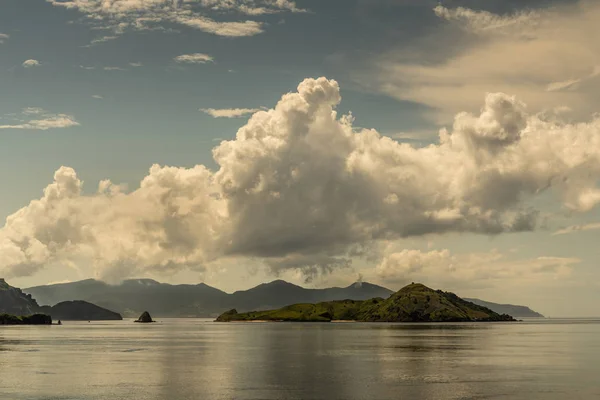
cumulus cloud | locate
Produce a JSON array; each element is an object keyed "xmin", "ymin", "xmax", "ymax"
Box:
[
  {"xmin": 22, "ymin": 59, "xmax": 41, "ymax": 68},
  {"xmin": 0, "ymin": 108, "xmax": 79, "ymax": 131},
  {"xmin": 375, "ymin": 248, "xmax": 579, "ymax": 290},
  {"xmin": 374, "ymin": 2, "xmax": 600, "ymax": 122},
  {"xmin": 1, "ymin": 78, "xmax": 600, "ymax": 282},
  {"xmin": 46, "ymin": 0, "xmax": 305, "ymax": 37},
  {"xmin": 174, "ymin": 53, "xmax": 214, "ymax": 64},
  {"xmin": 201, "ymin": 108, "xmax": 261, "ymax": 118},
  {"xmin": 0, "ymin": 33, "xmax": 8, "ymax": 44}
]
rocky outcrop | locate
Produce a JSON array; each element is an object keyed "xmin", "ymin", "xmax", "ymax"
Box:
[{"xmin": 135, "ymin": 311, "xmax": 154, "ymax": 323}]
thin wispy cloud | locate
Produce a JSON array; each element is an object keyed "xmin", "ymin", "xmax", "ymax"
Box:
[
  {"xmin": 103, "ymin": 66, "xmax": 126, "ymax": 71},
  {"xmin": 22, "ymin": 59, "xmax": 41, "ymax": 68},
  {"xmin": 174, "ymin": 53, "xmax": 214, "ymax": 64},
  {"xmin": 374, "ymin": 3, "xmax": 600, "ymax": 122},
  {"xmin": 81, "ymin": 35, "xmax": 118, "ymax": 47},
  {"xmin": 0, "ymin": 33, "xmax": 9, "ymax": 44},
  {"xmin": 92, "ymin": 95, "xmax": 103, "ymax": 99},
  {"xmin": 553, "ymin": 222, "xmax": 600, "ymax": 236},
  {"xmin": 201, "ymin": 108, "xmax": 261, "ymax": 118},
  {"xmin": 46, "ymin": 0, "xmax": 307, "ymax": 37},
  {"xmin": 129, "ymin": 62, "xmax": 143, "ymax": 67},
  {"xmin": 433, "ymin": 5, "xmax": 539, "ymax": 37},
  {"xmin": 0, "ymin": 108, "xmax": 79, "ymax": 131}
]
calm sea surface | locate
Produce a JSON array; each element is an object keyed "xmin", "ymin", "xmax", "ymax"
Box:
[{"xmin": 1, "ymin": 318, "xmax": 599, "ymax": 400}]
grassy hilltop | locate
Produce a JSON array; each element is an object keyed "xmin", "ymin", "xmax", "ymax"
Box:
[{"xmin": 216, "ymin": 283, "xmax": 516, "ymax": 323}]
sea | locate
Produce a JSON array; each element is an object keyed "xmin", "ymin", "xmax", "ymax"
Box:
[{"xmin": 1, "ymin": 318, "xmax": 599, "ymax": 400}]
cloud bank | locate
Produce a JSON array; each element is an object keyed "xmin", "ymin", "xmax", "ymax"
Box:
[
  {"xmin": 375, "ymin": 248, "xmax": 579, "ymax": 290},
  {"xmin": 1, "ymin": 77, "xmax": 600, "ymax": 282}
]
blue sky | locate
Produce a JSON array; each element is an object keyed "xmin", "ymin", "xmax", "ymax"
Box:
[{"xmin": 2, "ymin": 0, "xmax": 600, "ymax": 316}]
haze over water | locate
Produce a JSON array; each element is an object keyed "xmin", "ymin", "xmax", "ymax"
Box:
[{"xmin": 1, "ymin": 319, "xmax": 599, "ymax": 400}]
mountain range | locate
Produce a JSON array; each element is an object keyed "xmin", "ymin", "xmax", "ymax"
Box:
[{"xmin": 23, "ymin": 279, "xmax": 544, "ymax": 318}]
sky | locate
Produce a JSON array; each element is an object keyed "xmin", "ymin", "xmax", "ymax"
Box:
[{"xmin": 1, "ymin": 0, "xmax": 600, "ymax": 316}]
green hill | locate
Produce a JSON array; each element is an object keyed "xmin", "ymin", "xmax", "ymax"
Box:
[{"xmin": 216, "ymin": 283, "xmax": 516, "ymax": 322}]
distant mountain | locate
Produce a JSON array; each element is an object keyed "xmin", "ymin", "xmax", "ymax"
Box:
[
  {"xmin": 0, "ymin": 278, "xmax": 41, "ymax": 315},
  {"xmin": 464, "ymin": 298, "xmax": 544, "ymax": 318},
  {"xmin": 217, "ymin": 283, "xmax": 516, "ymax": 323},
  {"xmin": 230, "ymin": 280, "xmax": 394, "ymax": 312},
  {"xmin": 25, "ymin": 279, "xmax": 229, "ymax": 318},
  {"xmin": 25, "ymin": 279, "xmax": 394, "ymax": 318},
  {"xmin": 39, "ymin": 300, "xmax": 122, "ymax": 321}
]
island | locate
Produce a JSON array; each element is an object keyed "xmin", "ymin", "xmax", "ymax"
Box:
[
  {"xmin": 0, "ymin": 314, "xmax": 52, "ymax": 325},
  {"xmin": 38, "ymin": 300, "xmax": 123, "ymax": 321},
  {"xmin": 216, "ymin": 283, "xmax": 516, "ymax": 322}
]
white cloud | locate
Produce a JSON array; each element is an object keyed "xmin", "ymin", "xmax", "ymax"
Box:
[
  {"xmin": 103, "ymin": 66, "xmax": 126, "ymax": 71},
  {"xmin": 1, "ymin": 78, "xmax": 600, "ymax": 282},
  {"xmin": 129, "ymin": 62, "xmax": 143, "ymax": 67},
  {"xmin": 0, "ymin": 108, "xmax": 79, "ymax": 131},
  {"xmin": 553, "ymin": 222, "xmax": 600, "ymax": 235},
  {"xmin": 79, "ymin": 65, "xmax": 95, "ymax": 70},
  {"xmin": 200, "ymin": 0, "xmax": 306, "ymax": 15},
  {"xmin": 84, "ymin": 35, "xmax": 118, "ymax": 47},
  {"xmin": 201, "ymin": 108, "xmax": 261, "ymax": 118},
  {"xmin": 374, "ymin": 2, "xmax": 600, "ymax": 122},
  {"xmin": 172, "ymin": 16, "xmax": 263, "ymax": 37},
  {"xmin": 174, "ymin": 53, "xmax": 214, "ymax": 64},
  {"xmin": 0, "ymin": 33, "xmax": 9, "ymax": 44},
  {"xmin": 46, "ymin": 0, "xmax": 306, "ymax": 37},
  {"xmin": 92, "ymin": 95, "xmax": 103, "ymax": 99},
  {"xmin": 22, "ymin": 59, "xmax": 41, "ymax": 68}
]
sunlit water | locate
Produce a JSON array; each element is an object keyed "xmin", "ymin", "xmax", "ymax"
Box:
[{"xmin": 1, "ymin": 318, "xmax": 599, "ymax": 399}]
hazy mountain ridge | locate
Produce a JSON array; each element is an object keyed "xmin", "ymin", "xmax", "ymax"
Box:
[
  {"xmin": 217, "ymin": 283, "xmax": 516, "ymax": 323},
  {"xmin": 25, "ymin": 279, "xmax": 394, "ymax": 318},
  {"xmin": 464, "ymin": 298, "xmax": 544, "ymax": 318}
]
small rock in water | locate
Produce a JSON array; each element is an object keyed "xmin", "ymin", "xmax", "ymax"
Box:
[{"xmin": 135, "ymin": 311, "xmax": 154, "ymax": 323}]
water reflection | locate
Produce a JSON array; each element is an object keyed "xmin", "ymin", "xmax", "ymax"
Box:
[{"xmin": 0, "ymin": 320, "xmax": 599, "ymax": 400}]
